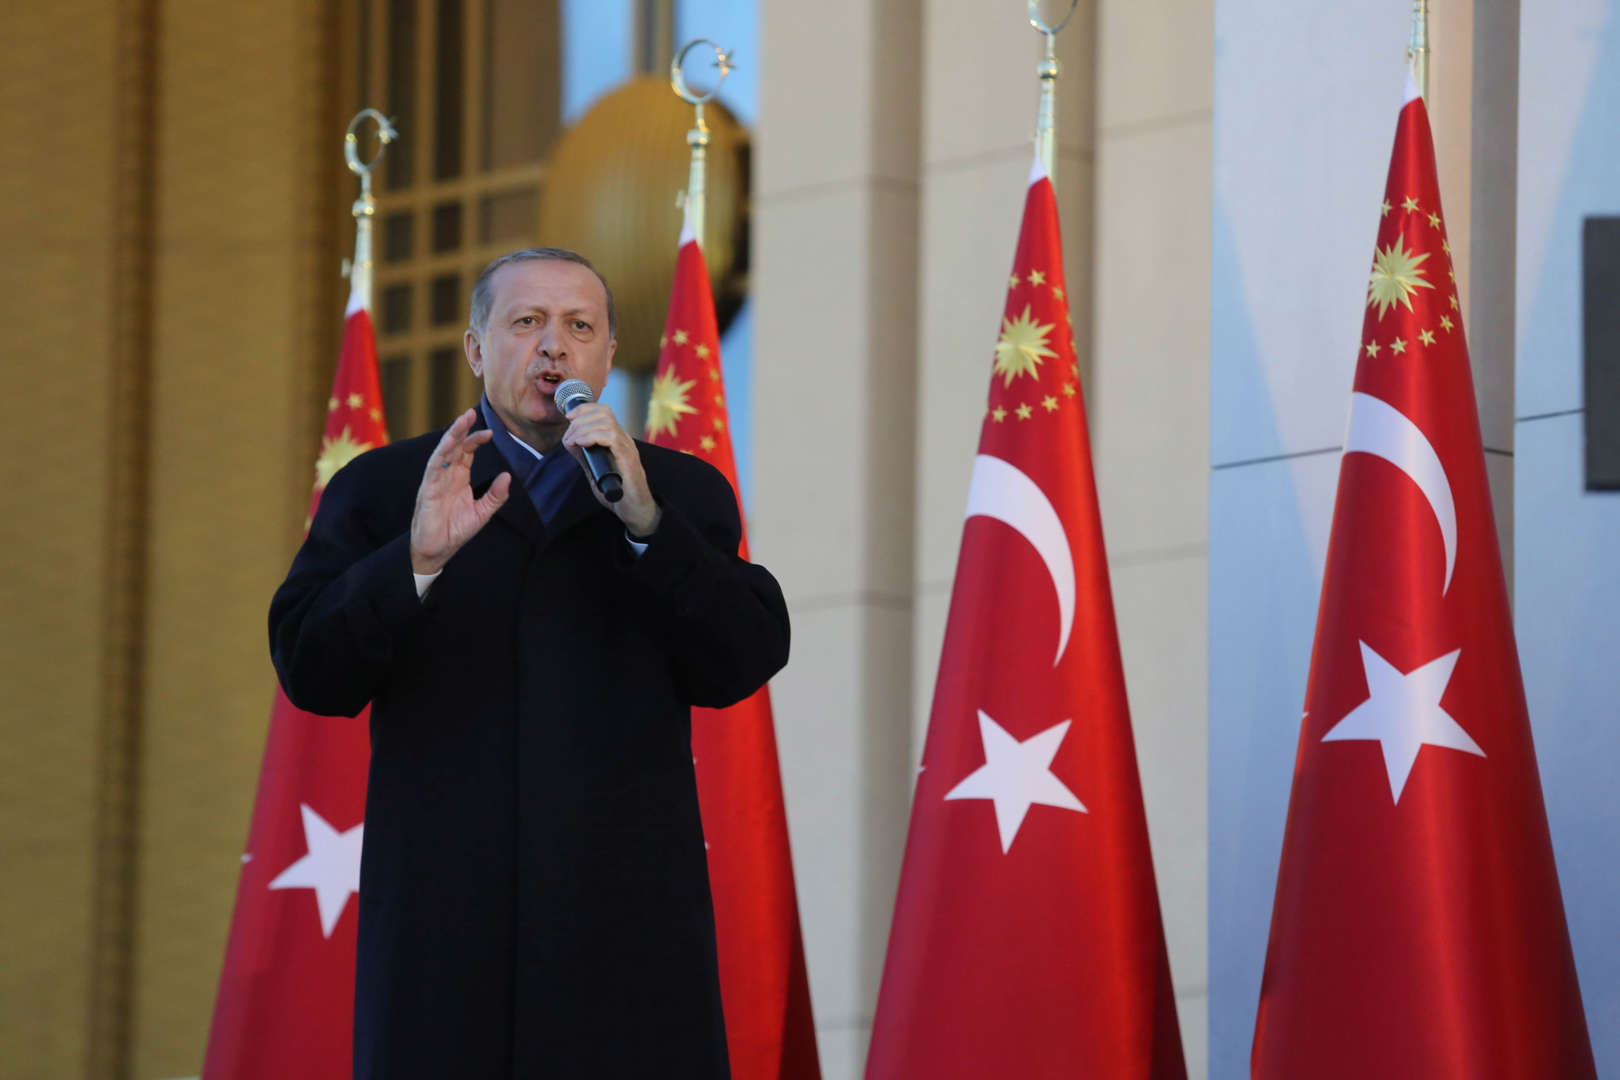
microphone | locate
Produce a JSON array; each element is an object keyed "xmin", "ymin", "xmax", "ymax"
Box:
[{"xmin": 553, "ymin": 378, "xmax": 624, "ymax": 503}]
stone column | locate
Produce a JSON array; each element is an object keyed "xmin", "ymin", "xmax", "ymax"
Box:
[{"xmin": 753, "ymin": 3, "xmax": 921, "ymax": 1075}]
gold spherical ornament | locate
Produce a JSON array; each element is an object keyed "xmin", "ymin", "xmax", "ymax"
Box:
[{"xmin": 536, "ymin": 75, "xmax": 749, "ymax": 375}]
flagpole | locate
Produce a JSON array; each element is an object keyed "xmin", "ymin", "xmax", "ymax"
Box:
[
  {"xmin": 1406, "ymin": 0, "xmax": 1430, "ymax": 102},
  {"xmin": 342, "ymin": 108, "xmax": 398, "ymax": 310},
  {"xmin": 1027, "ymin": 0, "xmax": 1078, "ymax": 183},
  {"xmin": 670, "ymin": 38, "xmax": 735, "ymax": 248}
]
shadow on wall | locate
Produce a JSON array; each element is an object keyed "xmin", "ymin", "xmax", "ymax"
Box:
[{"xmin": 1207, "ymin": 200, "xmax": 1341, "ymax": 1080}]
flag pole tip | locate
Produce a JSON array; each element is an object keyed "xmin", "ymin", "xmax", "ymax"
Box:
[
  {"xmin": 678, "ymin": 202, "xmax": 698, "ymax": 248},
  {"xmin": 1028, "ymin": 146, "xmax": 1049, "ymax": 187}
]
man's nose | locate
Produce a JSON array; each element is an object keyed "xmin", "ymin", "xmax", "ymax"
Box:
[{"xmin": 535, "ymin": 324, "xmax": 565, "ymax": 363}]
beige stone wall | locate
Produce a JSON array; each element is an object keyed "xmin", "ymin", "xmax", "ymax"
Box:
[
  {"xmin": 0, "ymin": 4, "xmax": 128, "ymax": 1076},
  {"xmin": 130, "ymin": 3, "xmax": 341, "ymax": 1075},
  {"xmin": 0, "ymin": 3, "xmax": 341, "ymax": 1076},
  {"xmin": 752, "ymin": 3, "xmax": 923, "ymax": 1074}
]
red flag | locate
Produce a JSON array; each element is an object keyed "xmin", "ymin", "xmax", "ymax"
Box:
[
  {"xmin": 1250, "ymin": 73, "xmax": 1596, "ymax": 1078},
  {"xmin": 204, "ymin": 283, "xmax": 388, "ymax": 1078},
  {"xmin": 866, "ymin": 155, "xmax": 1185, "ymax": 1079},
  {"xmin": 645, "ymin": 214, "xmax": 821, "ymax": 1080}
]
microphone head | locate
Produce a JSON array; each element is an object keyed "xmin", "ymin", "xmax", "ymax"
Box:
[{"xmin": 553, "ymin": 378, "xmax": 594, "ymax": 416}]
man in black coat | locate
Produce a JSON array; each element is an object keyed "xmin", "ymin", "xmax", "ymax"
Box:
[{"xmin": 269, "ymin": 248, "xmax": 789, "ymax": 1078}]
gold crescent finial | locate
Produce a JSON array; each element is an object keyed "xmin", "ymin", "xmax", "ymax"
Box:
[
  {"xmin": 341, "ymin": 109, "xmax": 399, "ymax": 304},
  {"xmin": 670, "ymin": 40, "xmax": 735, "ymax": 249},
  {"xmin": 670, "ymin": 39, "xmax": 734, "ymax": 106},
  {"xmin": 344, "ymin": 108, "xmax": 398, "ymax": 178},
  {"xmin": 1027, "ymin": 0, "xmax": 1079, "ymax": 36}
]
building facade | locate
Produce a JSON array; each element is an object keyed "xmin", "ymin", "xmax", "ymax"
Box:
[{"xmin": 2, "ymin": 1, "xmax": 1615, "ymax": 1078}]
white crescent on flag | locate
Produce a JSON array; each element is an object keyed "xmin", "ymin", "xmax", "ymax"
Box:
[
  {"xmin": 1344, "ymin": 391, "xmax": 1458, "ymax": 594},
  {"xmin": 964, "ymin": 454, "xmax": 1076, "ymax": 666}
]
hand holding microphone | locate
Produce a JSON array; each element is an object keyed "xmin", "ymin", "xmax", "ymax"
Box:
[
  {"xmin": 555, "ymin": 378, "xmax": 661, "ymax": 537},
  {"xmin": 555, "ymin": 379, "xmax": 623, "ymax": 502}
]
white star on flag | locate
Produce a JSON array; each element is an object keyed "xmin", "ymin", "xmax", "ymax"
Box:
[
  {"xmin": 944, "ymin": 710, "xmax": 1087, "ymax": 853},
  {"xmin": 268, "ymin": 803, "xmax": 364, "ymax": 938},
  {"xmin": 1321, "ymin": 642, "xmax": 1485, "ymax": 804}
]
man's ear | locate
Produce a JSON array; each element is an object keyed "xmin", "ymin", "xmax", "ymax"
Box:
[
  {"xmin": 606, "ymin": 336, "xmax": 617, "ymax": 372},
  {"xmin": 464, "ymin": 328, "xmax": 484, "ymax": 376}
]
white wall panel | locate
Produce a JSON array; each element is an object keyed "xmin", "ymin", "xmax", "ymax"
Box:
[
  {"xmin": 1515, "ymin": 0, "xmax": 1620, "ymax": 419},
  {"xmin": 1515, "ymin": 414, "xmax": 1620, "ymax": 1074},
  {"xmin": 1515, "ymin": 3, "xmax": 1620, "ymax": 1070},
  {"xmin": 1206, "ymin": 450, "xmax": 1337, "ymax": 1080},
  {"xmin": 1211, "ymin": 2, "xmax": 1403, "ymax": 466}
]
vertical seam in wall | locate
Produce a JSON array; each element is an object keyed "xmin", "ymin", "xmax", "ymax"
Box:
[
  {"xmin": 861, "ymin": 0, "xmax": 923, "ymax": 1014},
  {"xmin": 91, "ymin": 0, "xmax": 158, "ymax": 1075}
]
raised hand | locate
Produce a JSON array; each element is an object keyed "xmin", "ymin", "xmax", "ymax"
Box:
[
  {"xmin": 561, "ymin": 401, "xmax": 661, "ymax": 537},
  {"xmin": 410, "ymin": 409, "xmax": 512, "ymax": 574}
]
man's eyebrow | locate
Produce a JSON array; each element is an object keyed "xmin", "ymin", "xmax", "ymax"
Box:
[{"xmin": 502, "ymin": 302, "xmax": 597, "ymax": 319}]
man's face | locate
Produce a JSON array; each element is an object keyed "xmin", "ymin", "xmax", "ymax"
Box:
[{"xmin": 465, "ymin": 258, "xmax": 616, "ymax": 443}]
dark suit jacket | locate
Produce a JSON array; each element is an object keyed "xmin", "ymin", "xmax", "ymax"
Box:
[{"xmin": 270, "ymin": 421, "xmax": 790, "ymax": 1079}]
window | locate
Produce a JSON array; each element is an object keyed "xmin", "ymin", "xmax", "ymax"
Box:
[{"xmin": 350, "ymin": 0, "xmax": 584, "ymax": 435}]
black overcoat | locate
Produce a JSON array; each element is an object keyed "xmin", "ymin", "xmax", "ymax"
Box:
[{"xmin": 269, "ymin": 421, "xmax": 789, "ymax": 1079}]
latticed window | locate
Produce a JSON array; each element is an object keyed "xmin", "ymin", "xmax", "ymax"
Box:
[{"xmin": 347, "ymin": 0, "xmax": 674, "ymax": 437}]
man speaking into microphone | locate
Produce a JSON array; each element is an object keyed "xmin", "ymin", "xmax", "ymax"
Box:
[{"xmin": 269, "ymin": 247, "xmax": 789, "ymax": 1079}]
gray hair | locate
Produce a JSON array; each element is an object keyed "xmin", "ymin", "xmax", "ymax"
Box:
[{"xmin": 467, "ymin": 247, "xmax": 618, "ymax": 339}]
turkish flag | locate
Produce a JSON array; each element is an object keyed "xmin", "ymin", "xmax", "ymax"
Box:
[
  {"xmin": 866, "ymin": 155, "xmax": 1185, "ymax": 1079},
  {"xmin": 645, "ymin": 214, "xmax": 821, "ymax": 1080},
  {"xmin": 1250, "ymin": 73, "xmax": 1596, "ymax": 1078},
  {"xmin": 203, "ymin": 285, "xmax": 388, "ymax": 1078}
]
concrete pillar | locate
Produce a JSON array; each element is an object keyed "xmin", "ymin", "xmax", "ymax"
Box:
[{"xmin": 753, "ymin": 4, "xmax": 922, "ymax": 1075}]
